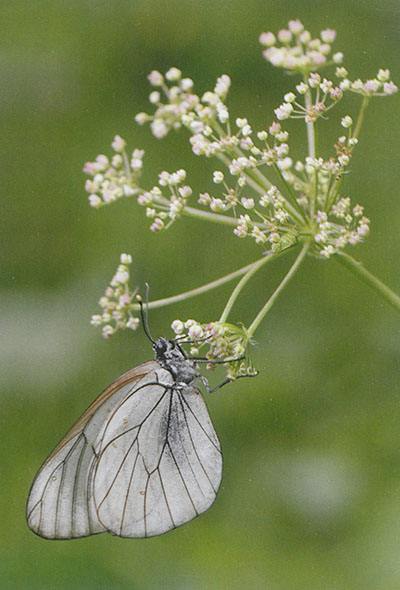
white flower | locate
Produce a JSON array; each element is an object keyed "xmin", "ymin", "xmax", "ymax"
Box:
[
  {"xmin": 335, "ymin": 67, "xmax": 348, "ymax": 79},
  {"xmin": 135, "ymin": 112, "xmax": 150, "ymax": 125},
  {"xmin": 213, "ymin": 171, "xmax": 224, "ymax": 184},
  {"xmin": 149, "ymin": 91, "xmax": 161, "ymax": 104},
  {"xmin": 198, "ymin": 192, "xmax": 211, "ymax": 206},
  {"xmin": 241, "ymin": 197, "xmax": 255, "ymax": 210},
  {"xmin": 90, "ymin": 315, "xmax": 103, "ymax": 327},
  {"xmin": 102, "ymin": 325, "xmax": 115, "ymax": 338},
  {"xmin": 259, "ymin": 32, "xmax": 276, "ymax": 46},
  {"xmin": 277, "ymin": 157, "xmax": 293, "ymax": 170},
  {"xmin": 277, "ymin": 28, "xmax": 292, "ymax": 43},
  {"xmin": 120, "ymin": 253, "xmax": 132, "ymax": 264},
  {"xmin": 171, "ymin": 319, "xmax": 185, "ymax": 334},
  {"xmin": 284, "ymin": 92, "xmax": 296, "ymax": 103},
  {"xmin": 215, "ymin": 74, "xmax": 231, "ymax": 96},
  {"xmin": 151, "ymin": 119, "xmax": 168, "ymax": 139},
  {"xmin": 321, "ymin": 28, "xmax": 336, "ymax": 43},
  {"xmin": 210, "ymin": 198, "xmax": 225, "ymax": 212},
  {"xmin": 165, "ymin": 67, "xmax": 182, "ymax": 81},
  {"xmin": 88, "ymin": 194, "xmax": 102, "ymax": 208},
  {"xmin": 333, "ymin": 52, "xmax": 344, "ymax": 64},
  {"xmin": 188, "ymin": 324, "xmax": 204, "ymax": 340},
  {"xmin": 364, "ymin": 79, "xmax": 380, "ymax": 94},
  {"xmin": 148, "ymin": 70, "xmax": 164, "ymax": 86},
  {"xmin": 181, "ymin": 77, "xmax": 194, "ymax": 90},
  {"xmin": 384, "ymin": 81, "xmax": 398, "ymax": 95},
  {"xmin": 296, "ymin": 82, "xmax": 308, "ymax": 95},
  {"xmin": 339, "ymin": 79, "xmax": 351, "ymax": 91},
  {"xmin": 257, "ymin": 131, "xmax": 268, "ymax": 141},
  {"xmin": 341, "ymin": 115, "xmax": 353, "ymax": 128},
  {"xmin": 288, "ymin": 20, "xmax": 304, "ymax": 34},
  {"xmin": 274, "ymin": 102, "xmax": 293, "ymax": 120},
  {"xmin": 150, "ymin": 218, "xmax": 165, "ymax": 232},
  {"xmin": 377, "ymin": 69, "xmax": 390, "ymax": 82},
  {"xmin": 111, "ymin": 135, "xmax": 126, "ymax": 152}
]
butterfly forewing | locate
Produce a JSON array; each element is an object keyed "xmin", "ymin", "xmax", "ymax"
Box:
[
  {"xmin": 26, "ymin": 361, "xmax": 159, "ymax": 539},
  {"xmin": 92, "ymin": 367, "xmax": 222, "ymax": 537}
]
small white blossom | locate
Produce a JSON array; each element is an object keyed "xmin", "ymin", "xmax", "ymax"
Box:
[
  {"xmin": 333, "ymin": 52, "xmax": 344, "ymax": 64},
  {"xmin": 213, "ymin": 171, "xmax": 224, "ymax": 184},
  {"xmin": 148, "ymin": 70, "xmax": 164, "ymax": 86},
  {"xmin": 171, "ymin": 319, "xmax": 185, "ymax": 334},
  {"xmin": 275, "ymin": 102, "xmax": 293, "ymax": 120},
  {"xmin": 259, "ymin": 32, "xmax": 276, "ymax": 46},
  {"xmin": 320, "ymin": 28, "xmax": 336, "ymax": 43},
  {"xmin": 120, "ymin": 253, "xmax": 132, "ymax": 264},
  {"xmin": 284, "ymin": 92, "xmax": 296, "ymax": 103},
  {"xmin": 165, "ymin": 67, "xmax": 182, "ymax": 81},
  {"xmin": 111, "ymin": 135, "xmax": 126, "ymax": 152},
  {"xmin": 341, "ymin": 115, "xmax": 353, "ymax": 128},
  {"xmin": 241, "ymin": 197, "xmax": 255, "ymax": 210}
]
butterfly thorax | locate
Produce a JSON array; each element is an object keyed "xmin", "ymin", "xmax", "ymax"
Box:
[{"xmin": 153, "ymin": 337, "xmax": 198, "ymax": 386}]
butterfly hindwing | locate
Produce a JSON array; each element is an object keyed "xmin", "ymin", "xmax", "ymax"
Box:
[{"xmin": 26, "ymin": 361, "xmax": 159, "ymax": 539}]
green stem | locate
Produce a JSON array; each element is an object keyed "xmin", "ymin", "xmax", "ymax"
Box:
[
  {"xmin": 335, "ymin": 251, "xmax": 400, "ymax": 312},
  {"xmin": 304, "ymin": 88, "xmax": 316, "ymax": 159},
  {"xmin": 152, "ymin": 193, "xmax": 264, "ymax": 228},
  {"xmin": 219, "ymin": 246, "xmax": 293, "ymax": 323},
  {"xmin": 181, "ymin": 205, "xmax": 242, "ymax": 226},
  {"xmin": 353, "ymin": 96, "xmax": 370, "ymax": 140},
  {"xmin": 328, "ymin": 96, "xmax": 370, "ymax": 205},
  {"xmin": 247, "ymin": 242, "xmax": 310, "ymax": 338},
  {"xmin": 131, "ymin": 257, "xmax": 277, "ymax": 311}
]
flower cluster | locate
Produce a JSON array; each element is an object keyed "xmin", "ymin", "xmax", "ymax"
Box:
[
  {"xmin": 90, "ymin": 254, "xmax": 139, "ymax": 338},
  {"xmin": 135, "ymin": 68, "xmax": 231, "ymax": 139},
  {"xmin": 274, "ymin": 72, "xmax": 344, "ymax": 124},
  {"xmin": 336, "ymin": 67, "xmax": 398, "ymax": 97},
  {"xmin": 260, "ymin": 20, "xmax": 342, "ymax": 73},
  {"xmin": 85, "ymin": 21, "xmax": 398, "ymax": 364},
  {"xmin": 314, "ymin": 204, "xmax": 370, "ymax": 258},
  {"xmin": 136, "ymin": 168, "xmax": 193, "ymax": 232},
  {"xmin": 171, "ymin": 318, "xmax": 255, "ymax": 380},
  {"xmin": 84, "ymin": 136, "xmax": 144, "ymax": 208}
]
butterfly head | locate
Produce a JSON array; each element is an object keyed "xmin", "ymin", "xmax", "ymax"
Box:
[{"xmin": 152, "ymin": 337, "xmax": 185, "ymax": 362}]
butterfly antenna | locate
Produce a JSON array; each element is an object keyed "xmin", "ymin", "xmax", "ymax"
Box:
[{"xmin": 136, "ymin": 289, "xmax": 155, "ymax": 344}]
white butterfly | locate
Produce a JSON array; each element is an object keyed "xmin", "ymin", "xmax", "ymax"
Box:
[{"xmin": 26, "ymin": 337, "xmax": 222, "ymax": 539}]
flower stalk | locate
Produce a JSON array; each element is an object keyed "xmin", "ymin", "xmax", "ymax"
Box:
[{"xmin": 335, "ymin": 252, "xmax": 400, "ymax": 312}]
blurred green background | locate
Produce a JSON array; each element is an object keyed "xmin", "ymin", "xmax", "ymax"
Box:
[{"xmin": 1, "ymin": 1, "xmax": 400, "ymax": 588}]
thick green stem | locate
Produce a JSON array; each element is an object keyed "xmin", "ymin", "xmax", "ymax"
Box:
[
  {"xmin": 335, "ymin": 252, "xmax": 400, "ymax": 312},
  {"xmin": 130, "ymin": 257, "xmax": 276, "ymax": 311},
  {"xmin": 247, "ymin": 242, "xmax": 310, "ymax": 338},
  {"xmin": 219, "ymin": 246, "xmax": 293, "ymax": 323}
]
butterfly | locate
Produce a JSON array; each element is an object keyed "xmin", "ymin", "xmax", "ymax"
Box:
[{"xmin": 26, "ymin": 331, "xmax": 224, "ymax": 539}]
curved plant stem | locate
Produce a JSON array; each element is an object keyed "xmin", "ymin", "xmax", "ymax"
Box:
[
  {"xmin": 335, "ymin": 251, "xmax": 400, "ymax": 312},
  {"xmin": 131, "ymin": 257, "xmax": 278, "ymax": 311},
  {"xmin": 247, "ymin": 242, "xmax": 310, "ymax": 338},
  {"xmin": 219, "ymin": 246, "xmax": 294, "ymax": 323}
]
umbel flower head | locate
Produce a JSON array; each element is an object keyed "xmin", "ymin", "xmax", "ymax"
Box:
[
  {"xmin": 84, "ymin": 21, "xmax": 396, "ymax": 261},
  {"xmin": 85, "ymin": 20, "xmax": 398, "ymax": 378}
]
